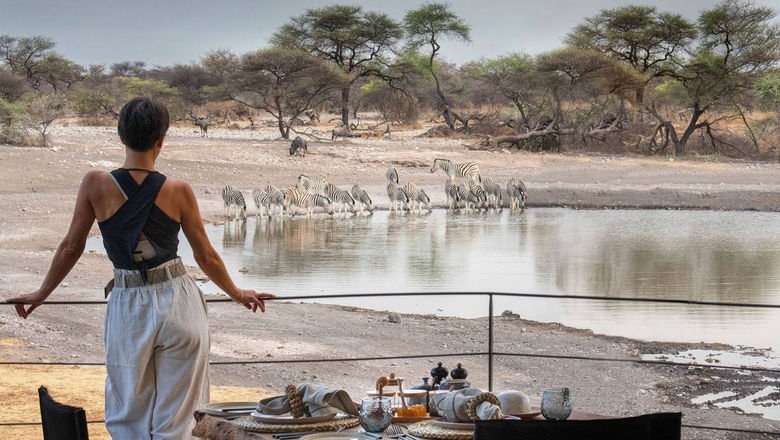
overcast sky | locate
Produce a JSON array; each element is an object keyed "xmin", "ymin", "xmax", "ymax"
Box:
[{"xmin": 0, "ymin": 0, "xmax": 772, "ymax": 68}]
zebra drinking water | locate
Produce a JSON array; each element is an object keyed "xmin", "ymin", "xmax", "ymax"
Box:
[
  {"xmin": 430, "ymin": 158, "xmax": 481, "ymax": 182},
  {"xmin": 507, "ymin": 178, "xmax": 527, "ymax": 210},
  {"xmin": 444, "ymin": 180, "xmax": 460, "ymax": 209},
  {"xmin": 387, "ymin": 182, "xmax": 409, "ymax": 212},
  {"xmin": 223, "ymin": 187, "xmax": 247, "ymax": 219},
  {"xmin": 457, "ymin": 185, "xmax": 481, "ymax": 212},
  {"xmin": 222, "ymin": 185, "xmax": 236, "ymax": 217},
  {"xmin": 252, "ymin": 188, "xmax": 270, "ymax": 217},
  {"xmin": 351, "ymin": 184, "xmax": 374, "ymax": 214},
  {"xmin": 467, "ymin": 180, "xmax": 488, "ymax": 209},
  {"xmin": 264, "ymin": 185, "xmax": 286, "ymax": 216},
  {"xmin": 482, "ymin": 177, "xmax": 503, "ymax": 209},
  {"xmin": 283, "ymin": 187, "xmax": 334, "ymax": 217},
  {"xmin": 323, "ymin": 182, "xmax": 355, "ymax": 214},
  {"xmin": 402, "ymin": 182, "xmax": 431, "ymax": 213}
]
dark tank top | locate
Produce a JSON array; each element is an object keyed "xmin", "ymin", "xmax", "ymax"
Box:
[{"xmin": 97, "ymin": 168, "xmax": 180, "ymax": 273}]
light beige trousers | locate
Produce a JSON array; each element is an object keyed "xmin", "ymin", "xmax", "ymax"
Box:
[{"xmin": 104, "ymin": 258, "xmax": 210, "ymax": 439}]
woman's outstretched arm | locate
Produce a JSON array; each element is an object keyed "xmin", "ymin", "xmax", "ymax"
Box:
[
  {"xmin": 178, "ymin": 181, "xmax": 275, "ymax": 312},
  {"xmin": 6, "ymin": 171, "xmax": 99, "ymax": 318}
]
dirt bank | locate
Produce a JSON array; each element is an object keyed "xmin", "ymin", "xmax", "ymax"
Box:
[{"xmin": 0, "ymin": 123, "xmax": 779, "ymax": 439}]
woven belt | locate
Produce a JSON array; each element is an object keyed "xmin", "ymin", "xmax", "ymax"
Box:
[{"xmin": 104, "ymin": 259, "xmax": 187, "ymax": 297}]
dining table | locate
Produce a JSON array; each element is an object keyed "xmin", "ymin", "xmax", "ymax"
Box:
[{"xmin": 192, "ymin": 399, "xmax": 609, "ymax": 440}]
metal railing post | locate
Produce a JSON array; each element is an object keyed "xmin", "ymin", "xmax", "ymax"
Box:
[{"xmin": 488, "ymin": 293, "xmax": 494, "ymax": 392}]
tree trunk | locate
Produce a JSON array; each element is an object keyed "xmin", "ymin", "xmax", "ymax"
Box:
[
  {"xmin": 677, "ymin": 107, "xmax": 705, "ymax": 156},
  {"xmin": 341, "ymin": 86, "xmax": 350, "ymax": 127},
  {"xmin": 278, "ymin": 118, "xmax": 289, "ymax": 139}
]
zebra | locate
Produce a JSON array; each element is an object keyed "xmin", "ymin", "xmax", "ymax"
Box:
[
  {"xmin": 402, "ymin": 182, "xmax": 431, "ymax": 213},
  {"xmin": 323, "ymin": 182, "xmax": 355, "ymax": 214},
  {"xmin": 252, "ymin": 188, "xmax": 270, "ymax": 217},
  {"xmin": 222, "ymin": 185, "xmax": 236, "ymax": 216},
  {"xmin": 223, "ymin": 188, "xmax": 247, "ymax": 219},
  {"xmin": 351, "ymin": 184, "xmax": 374, "ymax": 214},
  {"xmin": 290, "ymin": 136, "xmax": 307, "ymax": 157},
  {"xmin": 283, "ymin": 187, "xmax": 334, "ymax": 217},
  {"xmin": 467, "ymin": 180, "xmax": 488, "ymax": 209},
  {"xmin": 430, "ymin": 158, "xmax": 481, "ymax": 182},
  {"xmin": 457, "ymin": 184, "xmax": 481, "ymax": 212},
  {"xmin": 444, "ymin": 180, "xmax": 460, "ymax": 209},
  {"xmin": 264, "ymin": 185, "xmax": 286, "ymax": 216},
  {"xmin": 482, "ymin": 177, "xmax": 503, "ymax": 209},
  {"xmin": 387, "ymin": 182, "xmax": 409, "ymax": 212},
  {"xmin": 386, "ymin": 167, "xmax": 399, "ymax": 184},
  {"xmin": 297, "ymin": 174, "xmax": 328, "ymax": 195},
  {"xmin": 507, "ymin": 178, "xmax": 528, "ymax": 210}
]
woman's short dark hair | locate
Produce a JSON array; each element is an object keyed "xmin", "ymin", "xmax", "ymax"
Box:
[{"xmin": 117, "ymin": 97, "xmax": 170, "ymax": 152}]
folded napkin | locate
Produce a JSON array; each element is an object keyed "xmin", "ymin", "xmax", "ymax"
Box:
[
  {"xmin": 430, "ymin": 388, "xmax": 502, "ymax": 422},
  {"xmin": 257, "ymin": 384, "xmax": 360, "ymax": 417}
]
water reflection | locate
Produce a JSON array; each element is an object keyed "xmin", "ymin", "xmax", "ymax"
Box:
[{"xmin": 85, "ymin": 209, "xmax": 780, "ymax": 349}]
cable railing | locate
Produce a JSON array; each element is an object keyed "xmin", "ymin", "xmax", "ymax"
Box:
[{"xmin": 2, "ymin": 291, "xmax": 779, "ymax": 436}]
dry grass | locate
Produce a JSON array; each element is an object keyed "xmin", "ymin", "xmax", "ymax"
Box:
[{"xmin": 1, "ymin": 339, "xmax": 270, "ymax": 439}]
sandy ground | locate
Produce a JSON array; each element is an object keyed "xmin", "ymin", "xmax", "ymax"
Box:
[{"xmin": 0, "ymin": 123, "xmax": 779, "ymax": 439}]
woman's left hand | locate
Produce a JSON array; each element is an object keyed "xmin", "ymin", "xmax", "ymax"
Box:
[{"xmin": 6, "ymin": 291, "xmax": 48, "ymax": 319}]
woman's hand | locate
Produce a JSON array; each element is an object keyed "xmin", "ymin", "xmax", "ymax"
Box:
[
  {"xmin": 235, "ymin": 289, "xmax": 276, "ymax": 313},
  {"xmin": 6, "ymin": 291, "xmax": 48, "ymax": 319}
]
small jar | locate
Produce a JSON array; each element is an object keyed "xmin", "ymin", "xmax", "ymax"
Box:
[
  {"xmin": 360, "ymin": 396, "xmax": 392, "ymax": 432},
  {"xmin": 541, "ymin": 387, "xmax": 573, "ymax": 420}
]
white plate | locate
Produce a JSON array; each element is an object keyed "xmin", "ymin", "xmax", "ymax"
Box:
[
  {"xmin": 300, "ymin": 433, "xmax": 375, "ymax": 440},
  {"xmin": 250, "ymin": 410, "xmax": 337, "ymax": 424},
  {"xmin": 203, "ymin": 401, "xmax": 257, "ymax": 417}
]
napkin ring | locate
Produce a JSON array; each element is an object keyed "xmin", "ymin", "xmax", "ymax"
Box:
[
  {"xmin": 466, "ymin": 392, "xmax": 502, "ymax": 421},
  {"xmin": 286, "ymin": 384, "xmax": 304, "ymax": 418}
]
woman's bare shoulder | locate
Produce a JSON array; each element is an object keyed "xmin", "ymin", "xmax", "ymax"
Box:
[{"xmin": 81, "ymin": 170, "xmax": 114, "ymax": 189}]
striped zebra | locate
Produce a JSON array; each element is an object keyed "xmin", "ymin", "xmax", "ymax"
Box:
[
  {"xmin": 252, "ymin": 188, "xmax": 270, "ymax": 217},
  {"xmin": 402, "ymin": 182, "xmax": 431, "ymax": 213},
  {"xmin": 482, "ymin": 177, "xmax": 503, "ymax": 209},
  {"xmin": 264, "ymin": 185, "xmax": 286, "ymax": 216},
  {"xmin": 444, "ymin": 180, "xmax": 460, "ymax": 209},
  {"xmin": 386, "ymin": 182, "xmax": 409, "ymax": 212},
  {"xmin": 223, "ymin": 188, "xmax": 247, "ymax": 219},
  {"xmin": 467, "ymin": 180, "xmax": 488, "ymax": 209},
  {"xmin": 507, "ymin": 178, "xmax": 527, "ymax": 210},
  {"xmin": 430, "ymin": 158, "xmax": 480, "ymax": 182},
  {"xmin": 323, "ymin": 182, "xmax": 355, "ymax": 214},
  {"xmin": 386, "ymin": 167, "xmax": 399, "ymax": 184},
  {"xmin": 457, "ymin": 184, "xmax": 481, "ymax": 212},
  {"xmin": 283, "ymin": 187, "xmax": 333, "ymax": 216},
  {"xmin": 351, "ymin": 184, "xmax": 374, "ymax": 214},
  {"xmin": 296, "ymin": 174, "xmax": 328, "ymax": 195},
  {"xmin": 222, "ymin": 185, "xmax": 236, "ymax": 216}
]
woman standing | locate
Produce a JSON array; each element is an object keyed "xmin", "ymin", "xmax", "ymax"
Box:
[{"xmin": 7, "ymin": 97, "xmax": 274, "ymax": 439}]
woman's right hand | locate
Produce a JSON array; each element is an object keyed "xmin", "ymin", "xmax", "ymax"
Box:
[
  {"xmin": 235, "ymin": 289, "xmax": 276, "ymax": 313},
  {"xmin": 6, "ymin": 291, "xmax": 48, "ymax": 319}
]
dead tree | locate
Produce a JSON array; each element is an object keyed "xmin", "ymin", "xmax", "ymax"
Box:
[{"xmin": 581, "ymin": 112, "xmax": 627, "ymax": 147}]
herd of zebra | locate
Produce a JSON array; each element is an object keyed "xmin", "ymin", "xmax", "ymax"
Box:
[{"xmin": 220, "ymin": 158, "xmax": 528, "ymax": 219}]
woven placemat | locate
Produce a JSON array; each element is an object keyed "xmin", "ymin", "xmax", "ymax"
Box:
[
  {"xmin": 408, "ymin": 421, "xmax": 473, "ymax": 440},
  {"xmin": 231, "ymin": 414, "xmax": 359, "ymax": 433}
]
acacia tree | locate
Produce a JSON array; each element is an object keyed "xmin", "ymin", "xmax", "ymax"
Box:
[
  {"xmin": 228, "ymin": 48, "xmax": 344, "ymax": 139},
  {"xmin": 0, "ymin": 35, "xmax": 58, "ymax": 90},
  {"xmin": 271, "ymin": 5, "xmax": 402, "ymax": 127},
  {"xmin": 565, "ymin": 6, "xmax": 696, "ymax": 104},
  {"xmin": 648, "ymin": 0, "xmax": 780, "ymax": 156},
  {"xmin": 403, "ymin": 2, "xmax": 470, "ymax": 130}
]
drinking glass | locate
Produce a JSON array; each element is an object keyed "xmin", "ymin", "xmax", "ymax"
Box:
[
  {"xmin": 541, "ymin": 387, "xmax": 573, "ymax": 420},
  {"xmin": 359, "ymin": 396, "xmax": 392, "ymax": 432}
]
